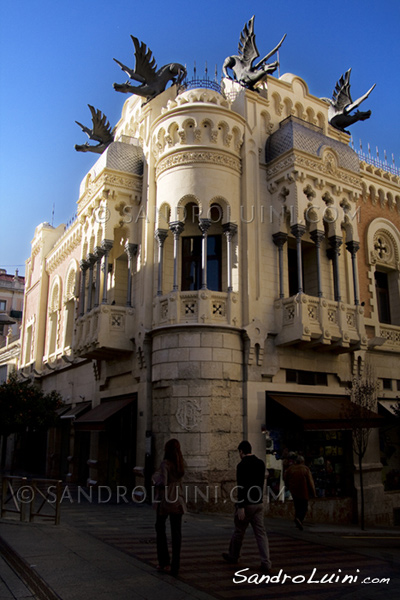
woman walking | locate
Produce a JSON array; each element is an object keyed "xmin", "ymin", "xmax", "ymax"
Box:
[{"xmin": 154, "ymin": 438, "xmax": 186, "ymax": 577}]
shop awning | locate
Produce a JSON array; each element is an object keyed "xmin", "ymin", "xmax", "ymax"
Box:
[
  {"xmin": 74, "ymin": 398, "xmax": 133, "ymax": 431},
  {"xmin": 60, "ymin": 401, "xmax": 92, "ymax": 420},
  {"xmin": 267, "ymin": 393, "xmax": 383, "ymax": 430},
  {"xmin": 378, "ymin": 400, "xmax": 399, "ymax": 417}
]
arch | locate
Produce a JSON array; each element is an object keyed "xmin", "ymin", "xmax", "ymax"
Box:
[
  {"xmin": 295, "ymin": 102, "xmax": 305, "ymax": 120},
  {"xmin": 306, "ymin": 107, "xmax": 316, "ymax": 125},
  {"xmin": 157, "ymin": 202, "xmax": 171, "ymax": 228},
  {"xmin": 208, "ymin": 196, "xmax": 231, "ymax": 224},
  {"xmin": 316, "ymin": 112, "xmax": 326, "ymax": 132},
  {"xmin": 49, "ymin": 276, "xmax": 62, "ymax": 312},
  {"xmin": 272, "ymin": 91, "xmax": 283, "ymax": 116},
  {"xmin": 65, "ymin": 260, "xmax": 79, "ymax": 301},
  {"xmin": 283, "ymin": 97, "xmax": 293, "ymax": 117}
]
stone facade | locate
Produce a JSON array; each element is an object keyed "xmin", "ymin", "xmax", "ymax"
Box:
[{"xmin": 16, "ymin": 71, "xmax": 400, "ymax": 524}]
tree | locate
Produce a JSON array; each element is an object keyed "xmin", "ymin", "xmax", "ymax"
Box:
[
  {"xmin": 345, "ymin": 362, "xmax": 379, "ymax": 530},
  {"xmin": 0, "ymin": 372, "xmax": 63, "ymax": 470}
]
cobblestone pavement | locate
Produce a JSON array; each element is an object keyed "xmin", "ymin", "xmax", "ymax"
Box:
[
  {"xmin": 60, "ymin": 501, "xmax": 399, "ymax": 600},
  {"xmin": 1, "ymin": 497, "xmax": 399, "ymax": 600}
]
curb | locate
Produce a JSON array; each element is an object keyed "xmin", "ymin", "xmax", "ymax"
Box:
[{"xmin": 0, "ymin": 535, "xmax": 62, "ymax": 600}]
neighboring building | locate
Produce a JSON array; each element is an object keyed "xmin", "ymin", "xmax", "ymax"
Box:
[
  {"xmin": 0, "ymin": 268, "xmax": 25, "ymax": 382},
  {"xmin": 18, "ymin": 70, "xmax": 400, "ymax": 524}
]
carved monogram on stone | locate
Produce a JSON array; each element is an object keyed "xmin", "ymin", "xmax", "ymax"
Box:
[{"xmin": 176, "ymin": 399, "xmax": 202, "ymax": 431}]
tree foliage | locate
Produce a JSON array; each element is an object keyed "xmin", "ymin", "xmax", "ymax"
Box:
[{"xmin": 0, "ymin": 372, "xmax": 63, "ymax": 436}]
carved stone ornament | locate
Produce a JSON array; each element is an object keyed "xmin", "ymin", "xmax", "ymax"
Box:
[
  {"xmin": 75, "ymin": 105, "xmax": 115, "ymax": 154},
  {"xmin": 223, "ymin": 15, "xmax": 286, "ymax": 91},
  {"xmin": 320, "ymin": 69, "xmax": 376, "ymax": 134},
  {"xmin": 113, "ymin": 36, "xmax": 186, "ymax": 101},
  {"xmin": 176, "ymin": 398, "xmax": 202, "ymax": 431}
]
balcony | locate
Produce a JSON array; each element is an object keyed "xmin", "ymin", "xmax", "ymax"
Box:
[
  {"xmin": 153, "ymin": 290, "xmax": 239, "ymax": 327},
  {"xmin": 274, "ymin": 294, "xmax": 368, "ymax": 352},
  {"xmin": 74, "ymin": 305, "xmax": 135, "ymax": 359},
  {"xmin": 378, "ymin": 324, "xmax": 400, "ymax": 352}
]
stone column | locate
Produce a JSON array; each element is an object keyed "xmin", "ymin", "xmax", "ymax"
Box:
[
  {"xmin": 155, "ymin": 229, "xmax": 168, "ymax": 296},
  {"xmin": 79, "ymin": 260, "xmax": 89, "ymax": 317},
  {"xmin": 346, "ymin": 240, "xmax": 361, "ymax": 305},
  {"xmin": 223, "ymin": 222, "xmax": 238, "ymax": 292},
  {"xmin": 328, "ymin": 236, "xmax": 343, "ymax": 302},
  {"xmin": 310, "ymin": 230, "xmax": 325, "ymax": 298},
  {"xmin": 272, "ymin": 232, "xmax": 288, "ymax": 299},
  {"xmin": 86, "ymin": 254, "xmax": 96, "ymax": 313},
  {"xmin": 291, "ymin": 224, "xmax": 306, "ymax": 293},
  {"xmin": 101, "ymin": 240, "xmax": 113, "ymax": 304},
  {"xmin": 169, "ymin": 222, "xmax": 184, "ymax": 292},
  {"xmin": 199, "ymin": 219, "xmax": 212, "ymax": 290},
  {"xmin": 93, "ymin": 246, "xmax": 105, "ymax": 308},
  {"xmin": 125, "ymin": 242, "xmax": 138, "ymax": 307}
]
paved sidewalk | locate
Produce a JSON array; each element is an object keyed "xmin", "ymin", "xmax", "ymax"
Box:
[{"xmin": 0, "ymin": 497, "xmax": 399, "ymax": 600}]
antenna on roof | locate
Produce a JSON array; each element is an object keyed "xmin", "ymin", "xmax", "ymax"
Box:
[{"xmin": 51, "ymin": 203, "xmax": 55, "ymax": 227}]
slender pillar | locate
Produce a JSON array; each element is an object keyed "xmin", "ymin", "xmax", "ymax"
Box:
[
  {"xmin": 346, "ymin": 240, "xmax": 361, "ymax": 305},
  {"xmin": 79, "ymin": 260, "xmax": 89, "ymax": 317},
  {"xmin": 327, "ymin": 236, "xmax": 343, "ymax": 302},
  {"xmin": 310, "ymin": 230, "xmax": 325, "ymax": 298},
  {"xmin": 291, "ymin": 224, "xmax": 306, "ymax": 293},
  {"xmin": 93, "ymin": 246, "xmax": 105, "ymax": 308},
  {"xmin": 86, "ymin": 254, "xmax": 96, "ymax": 313},
  {"xmin": 199, "ymin": 219, "xmax": 212, "ymax": 290},
  {"xmin": 223, "ymin": 222, "xmax": 238, "ymax": 292},
  {"xmin": 155, "ymin": 229, "xmax": 168, "ymax": 296},
  {"xmin": 101, "ymin": 240, "xmax": 113, "ymax": 304},
  {"xmin": 169, "ymin": 222, "xmax": 184, "ymax": 291},
  {"xmin": 125, "ymin": 242, "xmax": 138, "ymax": 307},
  {"xmin": 272, "ymin": 232, "xmax": 288, "ymax": 299}
]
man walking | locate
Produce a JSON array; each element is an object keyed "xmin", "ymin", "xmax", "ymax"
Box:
[
  {"xmin": 223, "ymin": 440, "xmax": 272, "ymax": 573},
  {"xmin": 284, "ymin": 455, "xmax": 316, "ymax": 530}
]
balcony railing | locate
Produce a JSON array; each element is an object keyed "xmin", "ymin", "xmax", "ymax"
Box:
[
  {"xmin": 379, "ymin": 324, "xmax": 400, "ymax": 351},
  {"xmin": 274, "ymin": 294, "xmax": 367, "ymax": 352},
  {"xmin": 74, "ymin": 305, "xmax": 134, "ymax": 359}
]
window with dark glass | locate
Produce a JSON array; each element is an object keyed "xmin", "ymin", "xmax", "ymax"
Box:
[
  {"xmin": 375, "ymin": 270, "xmax": 391, "ymax": 324},
  {"xmin": 181, "ymin": 235, "xmax": 221, "ymax": 291}
]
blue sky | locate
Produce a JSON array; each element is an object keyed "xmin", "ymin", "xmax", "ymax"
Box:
[{"xmin": 1, "ymin": 0, "xmax": 399, "ymax": 276}]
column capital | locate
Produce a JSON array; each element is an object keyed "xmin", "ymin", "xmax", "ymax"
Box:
[
  {"xmin": 345, "ymin": 240, "xmax": 360, "ymax": 255},
  {"xmin": 94, "ymin": 246, "xmax": 105, "ymax": 260},
  {"xmin": 272, "ymin": 232, "xmax": 288, "ymax": 248},
  {"xmin": 198, "ymin": 218, "xmax": 212, "ymax": 235},
  {"xmin": 79, "ymin": 259, "xmax": 89, "ymax": 271},
  {"xmin": 290, "ymin": 224, "xmax": 306, "ymax": 239},
  {"xmin": 124, "ymin": 242, "xmax": 138, "ymax": 259},
  {"xmin": 222, "ymin": 222, "xmax": 238, "ymax": 238},
  {"xmin": 86, "ymin": 253, "xmax": 97, "ymax": 267},
  {"xmin": 101, "ymin": 239, "xmax": 114, "ymax": 254},
  {"xmin": 169, "ymin": 221, "xmax": 184, "ymax": 236},
  {"xmin": 328, "ymin": 235, "xmax": 343, "ymax": 254},
  {"xmin": 155, "ymin": 229, "xmax": 169, "ymax": 245},
  {"xmin": 310, "ymin": 230, "xmax": 325, "ymax": 246}
]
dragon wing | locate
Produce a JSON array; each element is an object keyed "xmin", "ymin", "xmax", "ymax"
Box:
[
  {"xmin": 88, "ymin": 105, "xmax": 114, "ymax": 142},
  {"xmin": 346, "ymin": 83, "xmax": 376, "ymax": 113},
  {"xmin": 332, "ymin": 69, "xmax": 353, "ymax": 112},
  {"xmin": 237, "ymin": 15, "xmax": 259, "ymax": 68},
  {"xmin": 131, "ymin": 36, "xmax": 158, "ymax": 83}
]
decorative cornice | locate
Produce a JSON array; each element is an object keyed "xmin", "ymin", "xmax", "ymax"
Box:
[
  {"xmin": 156, "ymin": 149, "xmax": 241, "ymax": 177},
  {"xmin": 46, "ymin": 228, "xmax": 83, "ymax": 274},
  {"xmin": 266, "ymin": 151, "xmax": 362, "ymax": 190},
  {"xmin": 78, "ymin": 170, "xmax": 143, "ymax": 216}
]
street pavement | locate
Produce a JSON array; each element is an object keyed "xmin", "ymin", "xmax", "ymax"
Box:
[{"xmin": 0, "ymin": 492, "xmax": 399, "ymax": 600}]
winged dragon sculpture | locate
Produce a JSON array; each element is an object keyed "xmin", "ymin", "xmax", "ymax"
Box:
[
  {"xmin": 223, "ymin": 16, "xmax": 286, "ymax": 91},
  {"xmin": 75, "ymin": 105, "xmax": 115, "ymax": 154},
  {"xmin": 321, "ymin": 69, "xmax": 376, "ymax": 134},
  {"xmin": 113, "ymin": 36, "xmax": 186, "ymax": 101}
]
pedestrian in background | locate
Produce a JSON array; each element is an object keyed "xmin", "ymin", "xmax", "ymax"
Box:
[
  {"xmin": 284, "ymin": 455, "xmax": 316, "ymax": 530},
  {"xmin": 223, "ymin": 440, "xmax": 272, "ymax": 573},
  {"xmin": 154, "ymin": 438, "xmax": 186, "ymax": 577}
]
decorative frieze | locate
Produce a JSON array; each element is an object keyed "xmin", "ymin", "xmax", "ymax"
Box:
[{"xmin": 156, "ymin": 150, "xmax": 241, "ymax": 177}]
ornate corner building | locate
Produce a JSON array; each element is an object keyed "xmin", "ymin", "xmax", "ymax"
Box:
[{"xmin": 18, "ymin": 72, "xmax": 400, "ymax": 525}]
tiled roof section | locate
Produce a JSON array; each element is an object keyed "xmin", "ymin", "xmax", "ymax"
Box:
[{"xmin": 266, "ymin": 116, "xmax": 360, "ymax": 173}]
